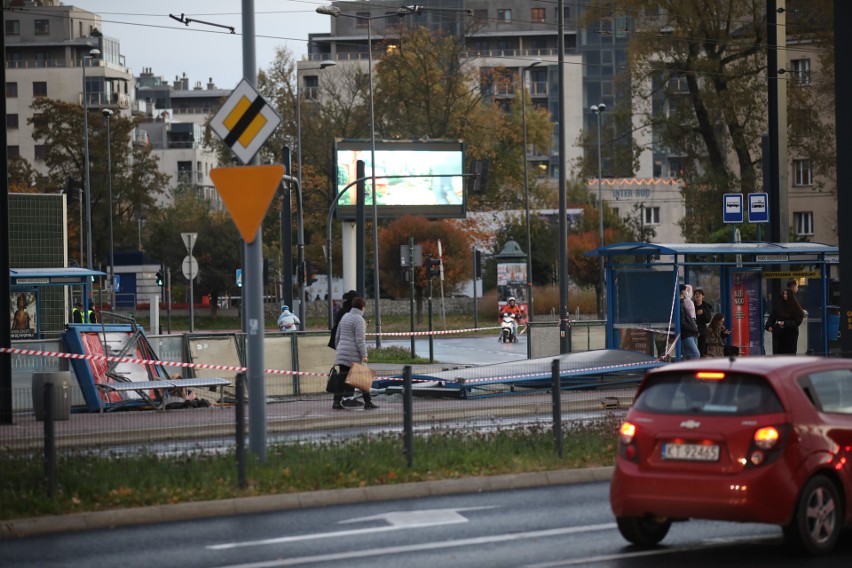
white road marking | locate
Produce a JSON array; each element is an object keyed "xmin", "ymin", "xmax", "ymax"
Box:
[
  {"xmin": 210, "ymin": 523, "xmax": 617, "ymax": 566},
  {"xmin": 208, "ymin": 507, "xmax": 494, "ymax": 550}
]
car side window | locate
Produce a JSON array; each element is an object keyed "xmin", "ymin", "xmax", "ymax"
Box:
[{"xmin": 801, "ymin": 370, "xmax": 852, "ymax": 414}]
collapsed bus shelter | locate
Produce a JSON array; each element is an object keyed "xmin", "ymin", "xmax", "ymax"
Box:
[{"xmin": 587, "ymin": 242, "xmax": 840, "ymax": 359}]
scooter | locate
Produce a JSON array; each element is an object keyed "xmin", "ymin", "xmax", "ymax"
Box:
[{"xmin": 499, "ymin": 313, "xmax": 518, "ymax": 343}]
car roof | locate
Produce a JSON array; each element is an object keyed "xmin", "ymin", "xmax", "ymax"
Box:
[{"xmin": 645, "ymin": 356, "xmax": 852, "ymax": 380}]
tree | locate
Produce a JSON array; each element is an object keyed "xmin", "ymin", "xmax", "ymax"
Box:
[
  {"xmin": 29, "ymin": 98, "xmax": 169, "ymax": 264},
  {"xmin": 379, "ymin": 216, "xmax": 474, "ymax": 316},
  {"xmin": 373, "ymin": 26, "xmax": 552, "ymax": 207},
  {"xmin": 583, "ymin": 1, "xmax": 767, "ymax": 241},
  {"xmin": 143, "ymin": 188, "xmax": 242, "ymax": 315}
]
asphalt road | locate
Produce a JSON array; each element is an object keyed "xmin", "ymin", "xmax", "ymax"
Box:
[
  {"xmin": 3, "ymin": 481, "xmax": 851, "ymax": 568},
  {"xmin": 383, "ymin": 335, "xmax": 530, "ymax": 365}
]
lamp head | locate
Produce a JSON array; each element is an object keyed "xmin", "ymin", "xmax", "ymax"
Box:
[
  {"xmin": 316, "ymin": 5, "xmax": 341, "ymax": 17},
  {"xmin": 102, "ymin": 108, "xmax": 113, "ymax": 117},
  {"xmin": 86, "ymin": 48, "xmax": 100, "ymax": 58},
  {"xmin": 319, "ymin": 60, "xmax": 337, "ymax": 70},
  {"xmin": 527, "ymin": 60, "xmax": 543, "ymax": 69},
  {"xmin": 591, "ymin": 103, "xmax": 606, "ymax": 114}
]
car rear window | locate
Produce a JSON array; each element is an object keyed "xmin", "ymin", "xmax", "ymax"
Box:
[
  {"xmin": 633, "ymin": 372, "xmax": 784, "ymax": 415},
  {"xmin": 799, "ymin": 369, "xmax": 852, "ymax": 414}
]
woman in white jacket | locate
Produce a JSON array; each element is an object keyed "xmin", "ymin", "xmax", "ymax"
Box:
[{"xmin": 332, "ymin": 296, "xmax": 378, "ymax": 410}]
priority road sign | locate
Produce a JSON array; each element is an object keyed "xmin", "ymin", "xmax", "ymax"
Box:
[
  {"xmin": 723, "ymin": 193, "xmax": 743, "ymax": 224},
  {"xmin": 210, "ymin": 79, "xmax": 281, "ymax": 165}
]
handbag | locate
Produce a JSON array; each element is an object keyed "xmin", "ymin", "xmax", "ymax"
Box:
[
  {"xmin": 345, "ymin": 362, "xmax": 375, "ymax": 392},
  {"xmin": 325, "ymin": 366, "xmax": 345, "ymax": 393}
]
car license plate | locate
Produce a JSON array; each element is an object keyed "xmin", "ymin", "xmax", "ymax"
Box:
[{"xmin": 662, "ymin": 443, "xmax": 720, "ymax": 461}]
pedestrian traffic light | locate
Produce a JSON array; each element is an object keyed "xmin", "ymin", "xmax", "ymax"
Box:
[
  {"xmin": 155, "ymin": 270, "xmax": 164, "ymax": 287},
  {"xmin": 426, "ymin": 254, "xmax": 442, "ymax": 278}
]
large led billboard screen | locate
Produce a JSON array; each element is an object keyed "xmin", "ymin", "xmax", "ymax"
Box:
[{"xmin": 334, "ymin": 139, "xmax": 466, "ymax": 219}]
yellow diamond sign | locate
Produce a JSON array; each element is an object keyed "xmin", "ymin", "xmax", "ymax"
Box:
[{"xmin": 210, "ymin": 79, "xmax": 281, "ymax": 165}]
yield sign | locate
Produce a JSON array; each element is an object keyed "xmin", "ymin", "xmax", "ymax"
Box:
[{"xmin": 211, "ymin": 165, "xmax": 283, "ymax": 243}]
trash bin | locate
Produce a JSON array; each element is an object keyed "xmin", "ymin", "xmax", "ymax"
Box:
[
  {"xmin": 827, "ymin": 305, "xmax": 841, "ymax": 341},
  {"xmin": 32, "ymin": 372, "xmax": 72, "ymax": 421}
]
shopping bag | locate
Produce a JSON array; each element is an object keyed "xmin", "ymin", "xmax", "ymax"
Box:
[
  {"xmin": 325, "ymin": 367, "xmax": 345, "ymax": 393},
  {"xmin": 345, "ymin": 362, "xmax": 375, "ymax": 392}
]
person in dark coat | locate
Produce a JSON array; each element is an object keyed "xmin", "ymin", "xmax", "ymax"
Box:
[
  {"xmin": 693, "ymin": 288, "xmax": 713, "ymax": 356},
  {"xmin": 328, "ymin": 290, "xmax": 358, "ymax": 349},
  {"xmin": 765, "ymin": 288, "xmax": 805, "ymax": 354}
]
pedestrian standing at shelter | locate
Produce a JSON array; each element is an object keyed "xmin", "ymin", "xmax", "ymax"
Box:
[
  {"xmin": 706, "ymin": 313, "xmax": 731, "ymax": 358},
  {"xmin": 71, "ymin": 301, "xmax": 86, "ymax": 323},
  {"xmin": 765, "ymin": 288, "xmax": 805, "ymax": 354},
  {"xmin": 693, "ymin": 288, "xmax": 713, "ymax": 356},
  {"xmin": 679, "ymin": 284, "xmax": 700, "ymax": 360},
  {"xmin": 332, "ymin": 296, "xmax": 378, "ymax": 410}
]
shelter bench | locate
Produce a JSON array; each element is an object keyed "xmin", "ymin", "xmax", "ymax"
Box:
[{"xmin": 96, "ymin": 377, "xmax": 232, "ymax": 411}]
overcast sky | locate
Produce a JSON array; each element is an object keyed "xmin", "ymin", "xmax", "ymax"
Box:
[{"xmin": 72, "ymin": 1, "xmax": 331, "ymax": 89}]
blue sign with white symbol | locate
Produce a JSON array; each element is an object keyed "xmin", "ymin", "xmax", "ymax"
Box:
[
  {"xmin": 723, "ymin": 193, "xmax": 744, "ymax": 224},
  {"xmin": 748, "ymin": 192, "xmax": 769, "ymax": 223},
  {"xmin": 236, "ymin": 268, "xmax": 243, "ymax": 288}
]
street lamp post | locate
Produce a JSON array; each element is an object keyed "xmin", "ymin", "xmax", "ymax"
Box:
[
  {"xmin": 82, "ymin": 48, "xmax": 100, "ymax": 274},
  {"xmin": 591, "ymin": 103, "xmax": 606, "ymax": 319},
  {"xmin": 520, "ymin": 60, "xmax": 541, "ymax": 359},
  {"xmin": 103, "ymin": 108, "xmax": 115, "ymax": 310},
  {"xmin": 295, "ymin": 59, "xmax": 336, "ymax": 326},
  {"xmin": 317, "ymin": 4, "xmax": 422, "ymax": 348}
]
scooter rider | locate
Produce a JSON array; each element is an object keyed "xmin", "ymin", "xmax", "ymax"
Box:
[{"xmin": 501, "ymin": 297, "xmax": 525, "ymax": 339}]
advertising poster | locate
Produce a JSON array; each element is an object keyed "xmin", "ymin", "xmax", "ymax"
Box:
[
  {"xmin": 10, "ymin": 291, "xmax": 37, "ymax": 340},
  {"xmin": 496, "ymin": 262, "xmax": 528, "ymax": 318},
  {"xmin": 730, "ymin": 271, "xmax": 762, "ymax": 356}
]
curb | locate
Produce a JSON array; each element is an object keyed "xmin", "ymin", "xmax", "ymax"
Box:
[{"xmin": 0, "ymin": 466, "xmax": 614, "ymax": 539}]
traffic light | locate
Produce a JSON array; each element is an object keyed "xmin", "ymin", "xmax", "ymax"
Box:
[
  {"xmin": 306, "ymin": 260, "xmax": 317, "ymax": 286},
  {"xmin": 425, "ymin": 254, "xmax": 442, "ymax": 278},
  {"xmin": 155, "ymin": 270, "xmax": 164, "ymax": 287}
]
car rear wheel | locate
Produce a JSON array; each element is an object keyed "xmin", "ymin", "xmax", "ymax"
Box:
[
  {"xmin": 783, "ymin": 475, "xmax": 842, "ymax": 555},
  {"xmin": 616, "ymin": 515, "xmax": 671, "ymax": 547}
]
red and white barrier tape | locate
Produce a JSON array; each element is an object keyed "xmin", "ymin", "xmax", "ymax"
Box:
[{"xmin": 368, "ymin": 325, "xmax": 501, "ymax": 337}]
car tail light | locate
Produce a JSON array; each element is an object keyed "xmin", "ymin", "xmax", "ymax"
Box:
[
  {"xmin": 745, "ymin": 424, "xmax": 790, "ymax": 468},
  {"xmin": 619, "ymin": 422, "xmax": 636, "ymax": 444},
  {"xmin": 618, "ymin": 421, "xmax": 639, "ymax": 462},
  {"xmin": 753, "ymin": 426, "xmax": 780, "ymax": 450}
]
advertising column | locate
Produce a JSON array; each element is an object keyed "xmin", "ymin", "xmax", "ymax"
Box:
[{"xmin": 730, "ymin": 271, "xmax": 762, "ymax": 356}]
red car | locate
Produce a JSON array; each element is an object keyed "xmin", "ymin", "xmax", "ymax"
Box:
[{"xmin": 610, "ymin": 356, "xmax": 852, "ymax": 555}]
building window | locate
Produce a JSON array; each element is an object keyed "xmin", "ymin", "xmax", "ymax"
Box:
[
  {"xmin": 34, "ymin": 19, "xmax": 49, "ymax": 35},
  {"xmin": 355, "ymin": 13, "xmax": 369, "ymax": 28},
  {"xmin": 497, "ymin": 9, "xmax": 512, "ymax": 22},
  {"xmin": 5, "ymin": 82, "xmax": 18, "ymax": 97},
  {"xmin": 7, "ymin": 146, "xmax": 20, "ymax": 158},
  {"xmin": 555, "ymin": 6, "xmax": 571, "ymax": 20},
  {"xmin": 644, "ymin": 207, "xmax": 661, "ymax": 225},
  {"xmin": 5, "ymin": 20, "xmax": 20, "ymax": 35},
  {"xmin": 531, "ymin": 8, "xmax": 545, "ymax": 23},
  {"xmin": 34, "ymin": 145, "xmax": 47, "ymax": 161},
  {"xmin": 6, "ymin": 114, "xmax": 19, "ymax": 129},
  {"xmin": 32, "ymin": 82, "xmax": 47, "ymax": 97},
  {"xmin": 793, "ymin": 159, "xmax": 813, "ymax": 186},
  {"xmin": 792, "ymin": 59, "xmax": 811, "ymax": 85},
  {"xmin": 794, "ymin": 212, "xmax": 814, "ymax": 236}
]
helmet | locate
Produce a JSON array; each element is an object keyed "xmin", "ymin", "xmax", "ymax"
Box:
[
  {"xmin": 280, "ymin": 304, "xmax": 289, "ymax": 312},
  {"xmin": 508, "ymin": 297, "xmax": 516, "ymax": 303}
]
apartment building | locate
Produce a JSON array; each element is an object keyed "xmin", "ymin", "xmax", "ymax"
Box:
[{"xmin": 4, "ymin": 1, "xmax": 134, "ymax": 170}]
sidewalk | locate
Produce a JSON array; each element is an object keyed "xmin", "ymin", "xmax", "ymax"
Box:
[{"xmin": 0, "ymin": 466, "xmax": 614, "ymax": 539}]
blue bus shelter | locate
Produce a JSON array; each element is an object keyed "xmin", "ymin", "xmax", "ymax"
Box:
[{"xmin": 586, "ymin": 242, "xmax": 839, "ymax": 359}]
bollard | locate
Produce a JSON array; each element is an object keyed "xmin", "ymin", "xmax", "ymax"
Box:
[
  {"xmin": 403, "ymin": 365, "xmax": 413, "ymax": 468},
  {"xmin": 235, "ymin": 373, "xmax": 247, "ymax": 489},
  {"xmin": 43, "ymin": 381, "xmax": 56, "ymax": 497},
  {"xmin": 551, "ymin": 359, "xmax": 563, "ymax": 458}
]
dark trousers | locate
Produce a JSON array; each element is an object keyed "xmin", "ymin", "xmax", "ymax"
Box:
[{"xmin": 332, "ymin": 365, "xmax": 373, "ymax": 403}]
